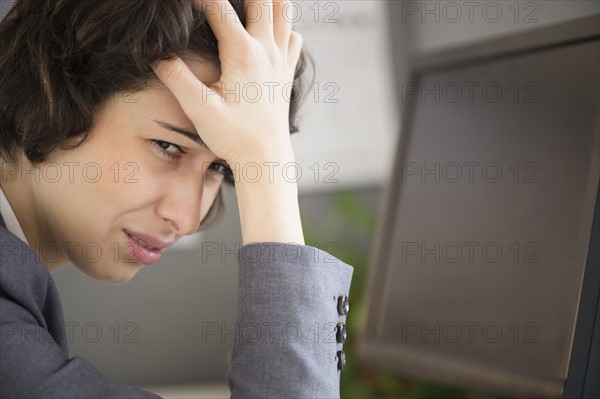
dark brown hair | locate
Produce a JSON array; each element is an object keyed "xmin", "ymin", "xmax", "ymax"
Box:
[{"xmin": 0, "ymin": 0, "xmax": 314, "ymax": 229}]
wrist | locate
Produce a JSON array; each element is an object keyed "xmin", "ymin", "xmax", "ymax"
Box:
[
  {"xmin": 233, "ymin": 165, "xmax": 304, "ymax": 246},
  {"xmin": 229, "ymin": 150, "xmax": 299, "ymax": 187},
  {"xmin": 228, "ymin": 139, "xmax": 304, "ymax": 245},
  {"xmin": 233, "ymin": 137, "xmax": 296, "ymax": 165}
]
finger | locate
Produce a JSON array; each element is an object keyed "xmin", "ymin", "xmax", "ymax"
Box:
[
  {"xmin": 273, "ymin": 0, "xmax": 292, "ymax": 50},
  {"xmin": 245, "ymin": 0, "xmax": 274, "ymax": 40},
  {"xmin": 151, "ymin": 57, "xmax": 219, "ymax": 124},
  {"xmin": 287, "ymin": 30, "xmax": 303, "ymax": 69},
  {"xmin": 199, "ymin": 0, "xmax": 248, "ymax": 43}
]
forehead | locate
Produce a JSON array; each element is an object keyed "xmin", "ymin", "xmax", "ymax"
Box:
[{"xmin": 89, "ymin": 56, "xmax": 221, "ymax": 135}]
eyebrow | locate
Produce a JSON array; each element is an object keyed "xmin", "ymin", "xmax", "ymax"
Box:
[{"xmin": 152, "ymin": 120, "xmax": 207, "ymax": 148}]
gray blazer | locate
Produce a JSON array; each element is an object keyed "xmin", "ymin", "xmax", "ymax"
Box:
[{"xmin": 0, "ymin": 213, "xmax": 353, "ymax": 398}]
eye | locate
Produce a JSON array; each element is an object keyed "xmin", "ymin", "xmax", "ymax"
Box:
[
  {"xmin": 208, "ymin": 162, "xmax": 235, "ymax": 185},
  {"xmin": 152, "ymin": 140, "xmax": 185, "ymax": 161}
]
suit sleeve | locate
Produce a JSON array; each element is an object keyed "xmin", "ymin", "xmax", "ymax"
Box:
[
  {"xmin": 0, "ymin": 294, "xmax": 162, "ymax": 399},
  {"xmin": 227, "ymin": 243, "xmax": 354, "ymax": 399}
]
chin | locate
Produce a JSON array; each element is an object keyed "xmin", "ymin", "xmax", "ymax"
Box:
[{"xmin": 75, "ymin": 260, "xmax": 145, "ymax": 284}]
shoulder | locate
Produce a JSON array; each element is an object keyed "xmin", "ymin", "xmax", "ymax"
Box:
[
  {"xmin": 1, "ymin": 224, "xmax": 67, "ymax": 351},
  {"xmin": 1, "ymin": 224, "xmax": 54, "ymax": 310}
]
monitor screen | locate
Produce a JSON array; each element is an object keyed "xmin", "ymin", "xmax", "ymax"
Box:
[{"xmin": 359, "ymin": 16, "xmax": 599, "ymax": 398}]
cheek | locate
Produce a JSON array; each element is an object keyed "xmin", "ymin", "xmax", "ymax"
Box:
[
  {"xmin": 34, "ymin": 145, "xmax": 158, "ymax": 239},
  {"xmin": 199, "ymin": 184, "xmax": 222, "ymax": 221},
  {"xmin": 32, "ymin": 166, "xmax": 137, "ymax": 256}
]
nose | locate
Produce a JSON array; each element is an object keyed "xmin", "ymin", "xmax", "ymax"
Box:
[{"xmin": 156, "ymin": 172, "xmax": 204, "ymax": 236}]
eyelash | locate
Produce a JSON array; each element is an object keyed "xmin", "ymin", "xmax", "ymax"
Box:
[
  {"xmin": 152, "ymin": 139, "xmax": 185, "ymax": 161},
  {"xmin": 151, "ymin": 140, "xmax": 235, "ymax": 184}
]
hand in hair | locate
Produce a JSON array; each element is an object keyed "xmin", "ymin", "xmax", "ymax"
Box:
[{"xmin": 151, "ymin": 0, "xmax": 303, "ymax": 167}]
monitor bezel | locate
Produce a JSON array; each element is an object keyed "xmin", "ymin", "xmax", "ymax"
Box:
[{"xmin": 356, "ymin": 13, "xmax": 600, "ymax": 398}]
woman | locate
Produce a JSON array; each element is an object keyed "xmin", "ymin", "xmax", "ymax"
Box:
[{"xmin": 0, "ymin": 0, "xmax": 353, "ymax": 398}]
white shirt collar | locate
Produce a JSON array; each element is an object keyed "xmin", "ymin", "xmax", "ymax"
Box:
[{"xmin": 0, "ymin": 185, "xmax": 30, "ymax": 246}]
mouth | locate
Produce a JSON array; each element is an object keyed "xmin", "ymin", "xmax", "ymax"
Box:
[
  {"xmin": 129, "ymin": 233, "xmax": 158, "ymax": 250},
  {"xmin": 123, "ymin": 229, "xmax": 174, "ymax": 265}
]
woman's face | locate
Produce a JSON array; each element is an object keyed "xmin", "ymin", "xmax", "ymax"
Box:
[{"xmin": 30, "ymin": 59, "xmax": 225, "ymax": 283}]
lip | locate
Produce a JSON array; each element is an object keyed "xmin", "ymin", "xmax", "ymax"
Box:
[
  {"xmin": 123, "ymin": 229, "xmax": 175, "ymax": 250},
  {"xmin": 123, "ymin": 229, "xmax": 175, "ymax": 265}
]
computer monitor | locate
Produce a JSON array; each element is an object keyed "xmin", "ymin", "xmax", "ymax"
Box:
[{"xmin": 357, "ymin": 14, "xmax": 599, "ymax": 399}]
